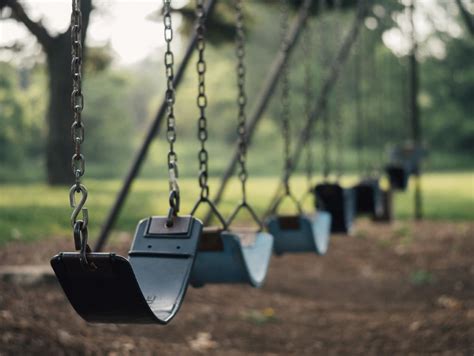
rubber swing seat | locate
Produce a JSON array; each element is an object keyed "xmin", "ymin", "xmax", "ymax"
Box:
[
  {"xmin": 51, "ymin": 216, "xmax": 202, "ymax": 324},
  {"xmin": 314, "ymin": 183, "xmax": 355, "ymax": 234},
  {"xmin": 190, "ymin": 227, "xmax": 273, "ymax": 288},
  {"xmin": 353, "ymin": 179, "xmax": 383, "ymax": 217},
  {"xmin": 266, "ymin": 212, "xmax": 332, "ymax": 255},
  {"xmin": 385, "ymin": 164, "xmax": 409, "ymax": 190}
]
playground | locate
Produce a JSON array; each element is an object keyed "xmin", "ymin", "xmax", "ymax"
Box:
[
  {"xmin": 1, "ymin": 220, "xmax": 473, "ymax": 354},
  {"xmin": 0, "ymin": 0, "xmax": 473, "ymax": 354}
]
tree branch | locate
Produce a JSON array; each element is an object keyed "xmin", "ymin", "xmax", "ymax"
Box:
[
  {"xmin": 455, "ymin": 0, "xmax": 474, "ymax": 36},
  {"xmin": 2, "ymin": 0, "xmax": 52, "ymax": 48}
]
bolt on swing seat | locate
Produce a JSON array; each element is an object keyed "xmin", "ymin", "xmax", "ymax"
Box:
[
  {"xmin": 314, "ymin": 182, "xmax": 356, "ymax": 234},
  {"xmin": 353, "ymin": 178, "xmax": 383, "ymax": 217},
  {"xmin": 51, "ymin": 215, "xmax": 203, "ymax": 324},
  {"xmin": 265, "ymin": 192, "xmax": 332, "ymax": 256},
  {"xmin": 190, "ymin": 202, "xmax": 273, "ymax": 288}
]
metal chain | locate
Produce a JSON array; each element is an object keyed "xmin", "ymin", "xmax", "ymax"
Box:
[
  {"xmin": 69, "ymin": 0, "xmax": 88, "ymax": 240},
  {"xmin": 69, "ymin": 0, "xmax": 93, "ymax": 268},
  {"xmin": 354, "ymin": 32, "xmax": 363, "ymax": 175},
  {"xmin": 302, "ymin": 22, "xmax": 314, "ymax": 191},
  {"xmin": 235, "ymin": 0, "xmax": 248, "ymax": 201},
  {"xmin": 334, "ymin": 1, "xmax": 343, "ymax": 179},
  {"xmin": 280, "ymin": 0, "xmax": 291, "ymax": 194},
  {"xmin": 319, "ymin": 0, "xmax": 331, "ymax": 180},
  {"xmin": 195, "ymin": 0, "xmax": 209, "ymax": 200},
  {"xmin": 71, "ymin": 0, "xmax": 85, "ymax": 188},
  {"xmin": 163, "ymin": 0, "xmax": 180, "ymax": 225}
]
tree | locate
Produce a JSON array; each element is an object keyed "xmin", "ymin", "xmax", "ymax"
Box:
[{"xmin": 0, "ymin": 0, "xmax": 93, "ymax": 185}]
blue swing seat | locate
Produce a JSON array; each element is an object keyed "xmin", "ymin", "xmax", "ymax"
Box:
[
  {"xmin": 266, "ymin": 212, "xmax": 332, "ymax": 255},
  {"xmin": 354, "ymin": 179, "xmax": 383, "ymax": 217},
  {"xmin": 314, "ymin": 183, "xmax": 355, "ymax": 234},
  {"xmin": 190, "ymin": 227, "xmax": 273, "ymax": 288},
  {"xmin": 385, "ymin": 164, "xmax": 409, "ymax": 190}
]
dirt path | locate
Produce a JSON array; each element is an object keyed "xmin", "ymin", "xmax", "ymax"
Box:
[{"xmin": 0, "ymin": 220, "xmax": 473, "ymax": 355}]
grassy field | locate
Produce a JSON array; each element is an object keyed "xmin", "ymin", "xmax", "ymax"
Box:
[{"xmin": 0, "ymin": 172, "xmax": 472, "ymax": 245}]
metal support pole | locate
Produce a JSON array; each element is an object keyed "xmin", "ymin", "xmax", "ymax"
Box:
[
  {"xmin": 94, "ymin": 0, "xmax": 218, "ymax": 251},
  {"xmin": 203, "ymin": 0, "xmax": 314, "ymax": 225},
  {"xmin": 409, "ymin": 0, "xmax": 422, "ymax": 220},
  {"xmin": 265, "ymin": 0, "xmax": 368, "ymax": 214}
]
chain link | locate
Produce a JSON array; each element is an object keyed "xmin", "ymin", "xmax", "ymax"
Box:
[
  {"xmin": 334, "ymin": 0, "xmax": 344, "ymax": 179},
  {"xmin": 71, "ymin": 0, "xmax": 84, "ymax": 185},
  {"xmin": 195, "ymin": 0, "xmax": 209, "ymax": 200},
  {"xmin": 163, "ymin": 0, "xmax": 180, "ymax": 221},
  {"xmin": 319, "ymin": 0, "xmax": 331, "ymax": 180},
  {"xmin": 354, "ymin": 32, "xmax": 363, "ymax": 175},
  {"xmin": 280, "ymin": 0, "xmax": 291, "ymax": 194},
  {"xmin": 235, "ymin": 0, "xmax": 249, "ymax": 201},
  {"xmin": 68, "ymin": 0, "xmax": 93, "ymax": 266},
  {"xmin": 69, "ymin": 0, "xmax": 89, "ymax": 234}
]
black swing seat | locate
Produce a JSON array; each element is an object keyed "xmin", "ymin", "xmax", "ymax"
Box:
[
  {"xmin": 353, "ymin": 178, "xmax": 383, "ymax": 217},
  {"xmin": 190, "ymin": 227, "xmax": 273, "ymax": 288},
  {"xmin": 51, "ymin": 216, "xmax": 203, "ymax": 324},
  {"xmin": 266, "ymin": 212, "xmax": 332, "ymax": 255},
  {"xmin": 385, "ymin": 164, "xmax": 409, "ymax": 190},
  {"xmin": 389, "ymin": 144, "xmax": 424, "ymax": 176},
  {"xmin": 372, "ymin": 189, "xmax": 393, "ymax": 222},
  {"xmin": 314, "ymin": 183, "xmax": 355, "ymax": 234}
]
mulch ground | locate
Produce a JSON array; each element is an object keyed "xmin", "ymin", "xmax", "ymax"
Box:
[{"xmin": 0, "ymin": 220, "xmax": 473, "ymax": 355}]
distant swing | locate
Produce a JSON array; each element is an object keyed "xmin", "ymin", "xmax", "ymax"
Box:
[
  {"xmin": 189, "ymin": 0, "xmax": 273, "ymax": 288},
  {"xmin": 266, "ymin": 1, "xmax": 331, "ymax": 256}
]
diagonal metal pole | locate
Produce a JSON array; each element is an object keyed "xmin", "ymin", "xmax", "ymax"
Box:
[
  {"xmin": 264, "ymin": 0, "xmax": 368, "ymax": 215},
  {"xmin": 203, "ymin": 0, "xmax": 314, "ymax": 225},
  {"xmin": 94, "ymin": 0, "xmax": 218, "ymax": 251}
]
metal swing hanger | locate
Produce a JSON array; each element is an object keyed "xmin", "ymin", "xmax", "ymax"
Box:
[
  {"xmin": 320, "ymin": 0, "xmax": 348, "ymax": 184},
  {"xmin": 226, "ymin": 0, "xmax": 265, "ymax": 233},
  {"xmin": 189, "ymin": 0, "xmax": 273, "ymax": 289},
  {"xmin": 189, "ymin": 0, "xmax": 227, "ymax": 230},
  {"xmin": 51, "ymin": 0, "xmax": 203, "ymax": 325},
  {"xmin": 299, "ymin": 19, "xmax": 317, "ymax": 208},
  {"xmin": 270, "ymin": 0, "xmax": 304, "ymax": 217},
  {"xmin": 312, "ymin": 0, "xmax": 356, "ymax": 235},
  {"xmin": 265, "ymin": 0, "xmax": 331, "ymax": 256}
]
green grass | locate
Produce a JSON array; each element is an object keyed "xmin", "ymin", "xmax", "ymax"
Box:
[{"xmin": 0, "ymin": 172, "xmax": 472, "ymax": 245}]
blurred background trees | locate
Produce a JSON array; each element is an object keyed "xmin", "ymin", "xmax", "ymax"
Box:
[{"xmin": 0, "ymin": 0, "xmax": 472, "ymax": 184}]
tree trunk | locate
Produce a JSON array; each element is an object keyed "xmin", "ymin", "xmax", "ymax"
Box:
[{"xmin": 45, "ymin": 35, "xmax": 74, "ymax": 185}]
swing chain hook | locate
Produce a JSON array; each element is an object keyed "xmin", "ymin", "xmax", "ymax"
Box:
[
  {"xmin": 69, "ymin": 184, "xmax": 89, "ymax": 233},
  {"xmin": 73, "ymin": 220, "xmax": 96, "ymax": 270},
  {"xmin": 166, "ymin": 161, "xmax": 180, "ymax": 227}
]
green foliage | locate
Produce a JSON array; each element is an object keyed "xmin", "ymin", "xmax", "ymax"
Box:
[
  {"xmin": 421, "ymin": 36, "xmax": 474, "ymax": 154},
  {"xmin": 0, "ymin": 62, "xmax": 44, "ymax": 171},
  {"xmin": 82, "ymin": 70, "xmax": 135, "ymax": 175},
  {"xmin": 0, "ymin": 172, "xmax": 472, "ymax": 245},
  {"xmin": 0, "ymin": 1, "xmax": 472, "ymax": 183}
]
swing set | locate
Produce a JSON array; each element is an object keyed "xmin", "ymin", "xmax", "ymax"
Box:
[{"xmin": 50, "ymin": 0, "xmax": 424, "ymax": 325}]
